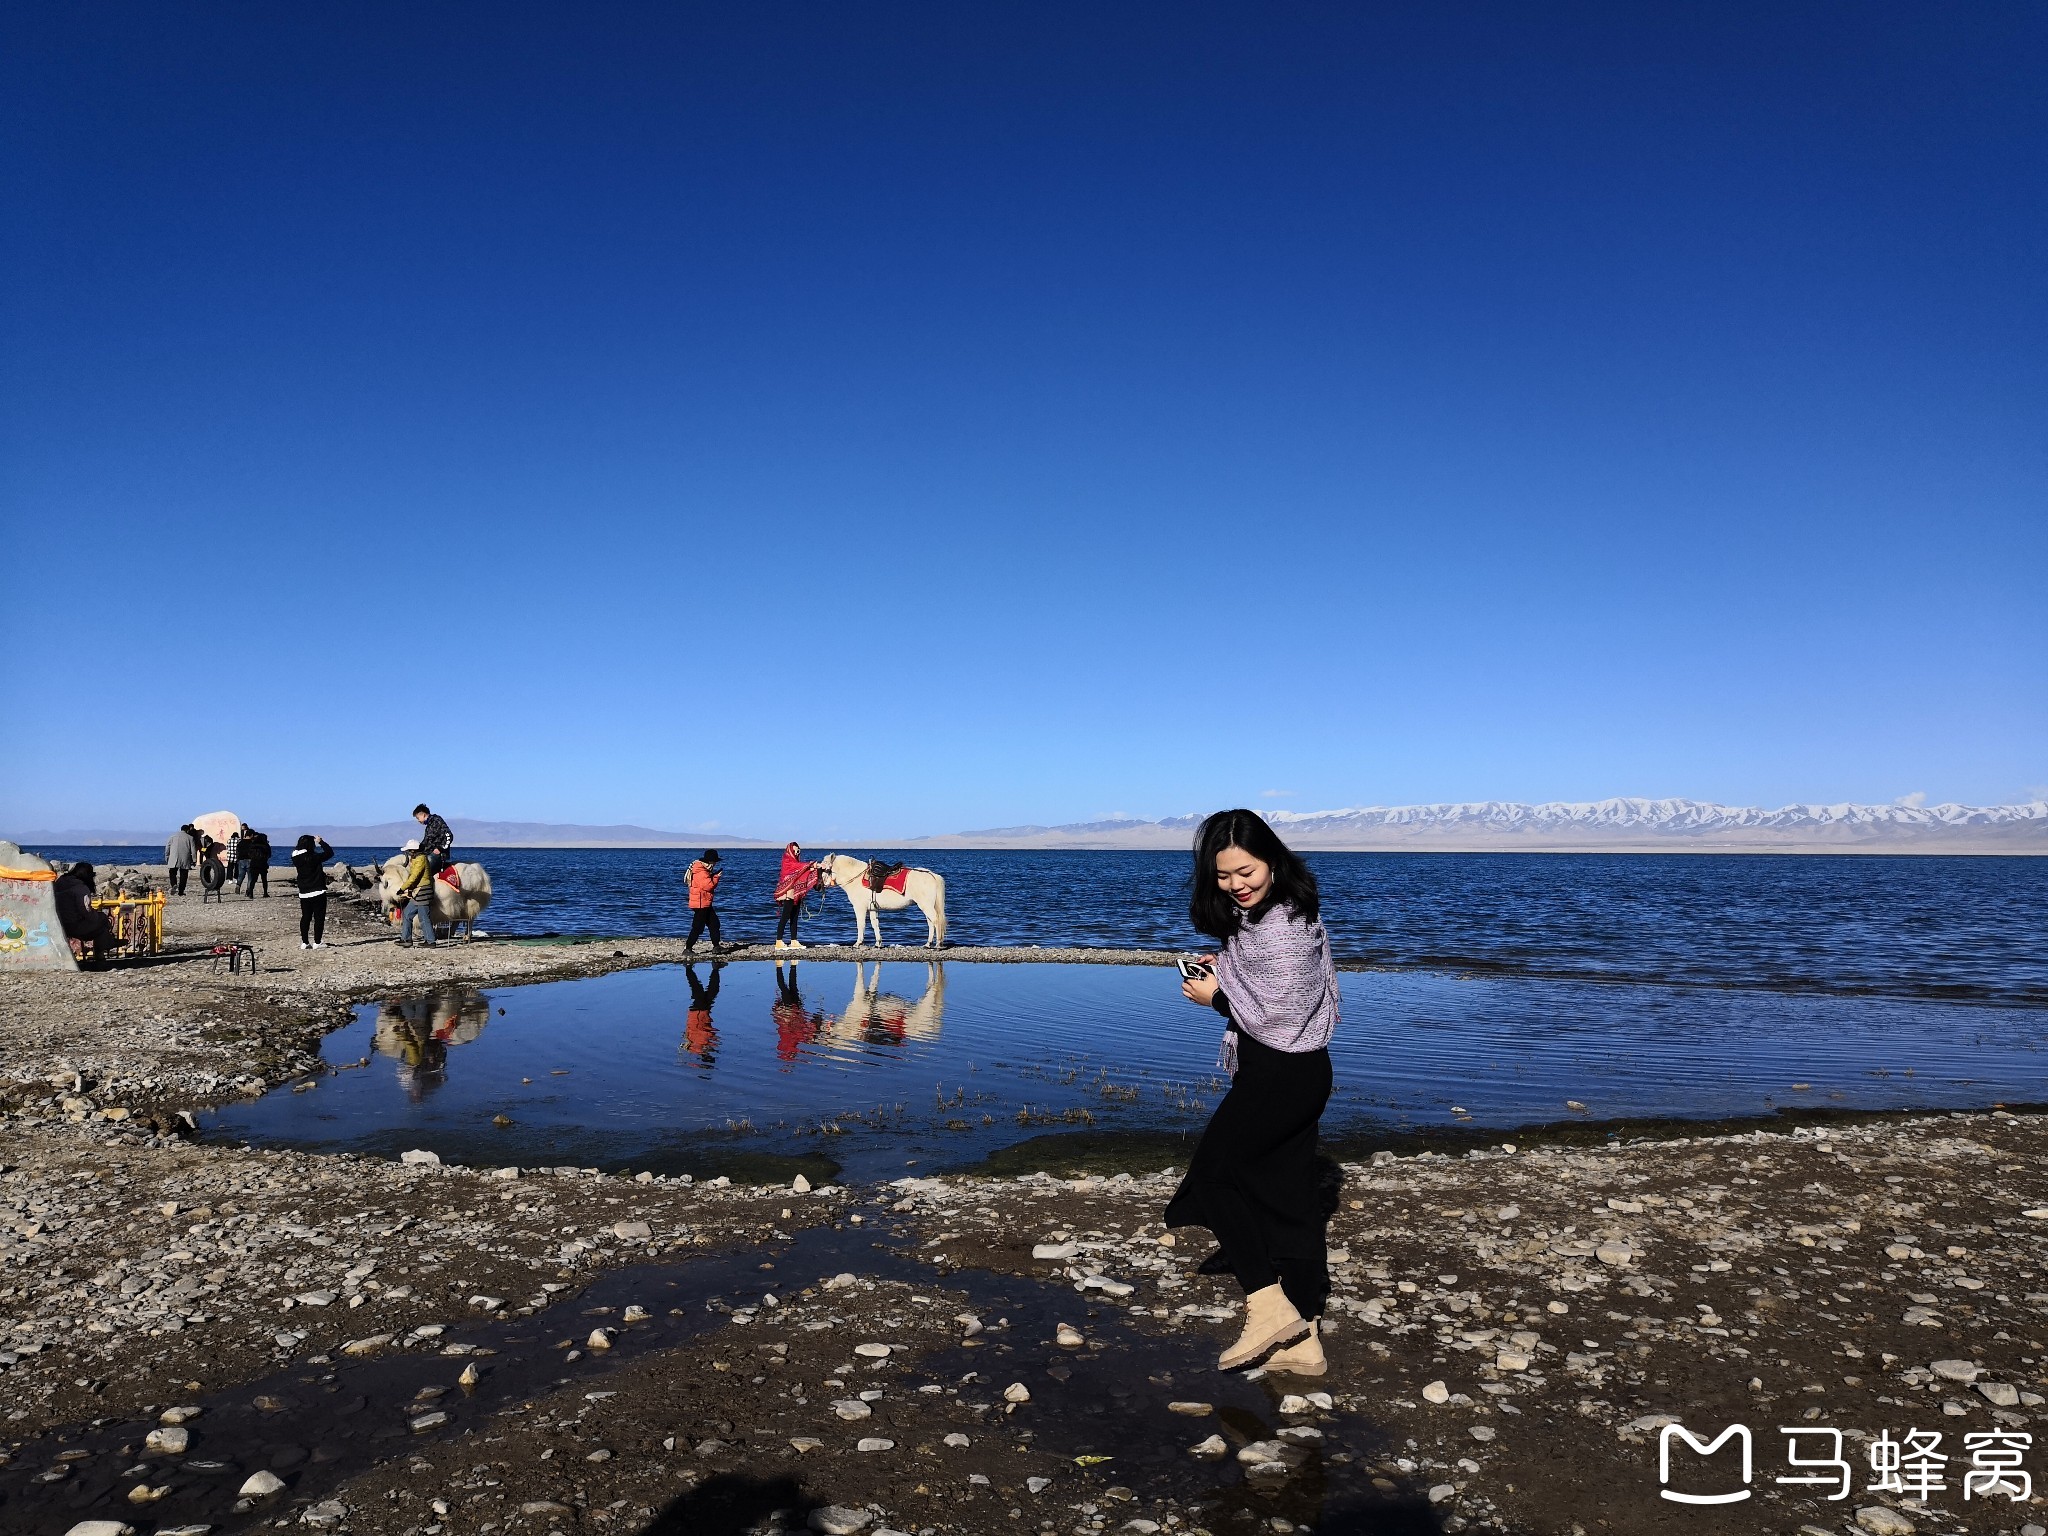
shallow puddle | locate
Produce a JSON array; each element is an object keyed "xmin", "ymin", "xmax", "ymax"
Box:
[{"xmin": 203, "ymin": 961, "xmax": 2048, "ymax": 1178}]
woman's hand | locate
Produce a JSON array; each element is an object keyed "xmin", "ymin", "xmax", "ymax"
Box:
[{"xmin": 1180, "ymin": 955, "xmax": 1220, "ymax": 1007}]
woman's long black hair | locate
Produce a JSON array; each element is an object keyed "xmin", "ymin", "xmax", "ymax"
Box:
[{"xmin": 1188, "ymin": 808, "xmax": 1320, "ymax": 939}]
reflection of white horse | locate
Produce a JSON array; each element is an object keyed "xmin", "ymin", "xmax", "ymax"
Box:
[
  {"xmin": 826, "ymin": 962, "xmax": 946, "ymax": 1045},
  {"xmin": 817, "ymin": 854, "xmax": 947, "ymax": 948}
]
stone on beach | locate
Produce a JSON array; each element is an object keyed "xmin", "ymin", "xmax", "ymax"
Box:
[
  {"xmin": 808, "ymin": 1507, "xmax": 873, "ymax": 1534},
  {"xmin": 1004, "ymin": 1381, "xmax": 1031, "ymax": 1403},
  {"xmin": 1855, "ymin": 1508, "xmax": 1916, "ymax": 1535},
  {"xmin": 1238, "ymin": 1439, "xmax": 1306, "ymax": 1468},
  {"xmin": 1422, "ymin": 1380, "xmax": 1450, "ymax": 1404},
  {"xmin": 238, "ymin": 1469, "xmax": 286, "ymax": 1497},
  {"xmin": 854, "ymin": 1341, "xmax": 892, "ymax": 1357},
  {"xmin": 144, "ymin": 1426, "xmax": 189, "ymax": 1453}
]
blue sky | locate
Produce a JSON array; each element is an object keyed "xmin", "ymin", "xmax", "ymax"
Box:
[{"xmin": 4, "ymin": 3, "xmax": 2043, "ymax": 838}]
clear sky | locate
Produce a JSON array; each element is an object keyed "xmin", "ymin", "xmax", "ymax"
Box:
[{"xmin": 4, "ymin": 3, "xmax": 2043, "ymax": 838}]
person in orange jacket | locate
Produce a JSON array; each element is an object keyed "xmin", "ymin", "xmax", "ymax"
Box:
[{"xmin": 684, "ymin": 848, "xmax": 724, "ymax": 954}]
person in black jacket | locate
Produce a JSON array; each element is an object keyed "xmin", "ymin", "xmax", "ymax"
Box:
[
  {"xmin": 54, "ymin": 863, "xmax": 117, "ymax": 962},
  {"xmin": 291, "ymin": 836, "xmax": 335, "ymax": 947},
  {"xmin": 243, "ymin": 829, "xmax": 273, "ymax": 898},
  {"xmin": 413, "ymin": 805, "xmax": 453, "ymax": 871}
]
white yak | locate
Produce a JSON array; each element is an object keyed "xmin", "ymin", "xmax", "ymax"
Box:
[{"xmin": 376, "ymin": 856, "xmax": 493, "ymax": 940}]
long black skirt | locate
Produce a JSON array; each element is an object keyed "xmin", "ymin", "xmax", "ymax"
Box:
[{"xmin": 1163, "ymin": 1028, "xmax": 1333, "ymax": 1318}]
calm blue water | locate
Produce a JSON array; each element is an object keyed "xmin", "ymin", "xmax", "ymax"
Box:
[
  {"xmin": 45, "ymin": 840, "xmax": 2036, "ymax": 1176},
  {"xmin": 42, "ymin": 844, "xmax": 2048, "ymax": 1006},
  {"xmin": 204, "ymin": 959, "xmax": 2048, "ymax": 1181}
]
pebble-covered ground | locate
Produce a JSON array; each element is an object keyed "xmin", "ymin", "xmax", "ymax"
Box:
[{"xmin": 2, "ymin": 883, "xmax": 2044, "ymax": 1536}]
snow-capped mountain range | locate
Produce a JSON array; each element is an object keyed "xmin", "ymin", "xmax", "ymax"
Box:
[{"xmin": 920, "ymin": 798, "xmax": 2048, "ymax": 851}]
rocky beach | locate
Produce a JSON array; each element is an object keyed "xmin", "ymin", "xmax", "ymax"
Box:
[{"xmin": 2, "ymin": 877, "xmax": 2044, "ymax": 1536}]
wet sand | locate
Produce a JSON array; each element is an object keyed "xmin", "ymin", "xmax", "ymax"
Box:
[{"xmin": 2, "ymin": 879, "xmax": 2044, "ymax": 1535}]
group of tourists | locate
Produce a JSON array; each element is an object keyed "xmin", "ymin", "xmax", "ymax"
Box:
[
  {"xmin": 155, "ymin": 804, "xmax": 449, "ymax": 949},
  {"xmin": 163, "ymin": 822, "xmax": 275, "ymax": 901},
  {"xmin": 679, "ymin": 841, "xmax": 821, "ymax": 956}
]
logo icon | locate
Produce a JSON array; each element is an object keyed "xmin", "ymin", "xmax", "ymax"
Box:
[{"xmin": 1659, "ymin": 1423, "xmax": 1753, "ymax": 1505}]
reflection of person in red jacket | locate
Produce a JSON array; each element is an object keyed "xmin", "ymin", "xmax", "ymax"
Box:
[
  {"xmin": 684, "ymin": 849, "xmax": 724, "ymax": 955},
  {"xmin": 683, "ymin": 960, "xmax": 720, "ymax": 1066},
  {"xmin": 772, "ymin": 961, "xmax": 825, "ymax": 1063}
]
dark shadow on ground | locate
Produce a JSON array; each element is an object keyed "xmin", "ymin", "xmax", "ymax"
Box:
[
  {"xmin": 1310, "ymin": 1498, "xmax": 1445, "ymax": 1533},
  {"xmin": 638, "ymin": 1473, "xmax": 812, "ymax": 1536}
]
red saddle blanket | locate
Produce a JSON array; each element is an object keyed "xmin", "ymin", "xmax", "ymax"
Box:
[
  {"xmin": 866, "ymin": 866, "xmax": 911, "ymax": 894},
  {"xmin": 436, "ymin": 865, "xmax": 464, "ymax": 890}
]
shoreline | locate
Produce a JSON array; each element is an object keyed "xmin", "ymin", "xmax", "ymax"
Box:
[{"xmin": 4, "ymin": 884, "xmax": 2045, "ymax": 1534}]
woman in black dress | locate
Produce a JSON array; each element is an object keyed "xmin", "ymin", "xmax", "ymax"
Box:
[{"xmin": 1165, "ymin": 809, "xmax": 1340, "ymax": 1375}]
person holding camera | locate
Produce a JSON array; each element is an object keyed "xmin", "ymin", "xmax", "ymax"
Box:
[
  {"xmin": 1165, "ymin": 809, "xmax": 1340, "ymax": 1377},
  {"xmin": 684, "ymin": 849, "xmax": 724, "ymax": 954},
  {"xmin": 292, "ymin": 835, "xmax": 335, "ymax": 947}
]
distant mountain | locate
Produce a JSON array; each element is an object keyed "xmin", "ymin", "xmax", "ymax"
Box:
[
  {"xmin": 16, "ymin": 798, "xmax": 2047, "ymax": 853},
  {"xmin": 8, "ymin": 818, "xmax": 772, "ymax": 849},
  {"xmin": 911, "ymin": 799, "xmax": 2048, "ymax": 852}
]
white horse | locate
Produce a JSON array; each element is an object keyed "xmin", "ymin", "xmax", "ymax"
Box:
[
  {"xmin": 376, "ymin": 856, "xmax": 494, "ymax": 940},
  {"xmin": 816, "ymin": 854, "xmax": 947, "ymax": 948}
]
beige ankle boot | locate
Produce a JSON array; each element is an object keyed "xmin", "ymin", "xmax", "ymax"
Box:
[
  {"xmin": 1264, "ymin": 1319, "xmax": 1326, "ymax": 1376},
  {"xmin": 1219, "ymin": 1283, "xmax": 1310, "ymax": 1371}
]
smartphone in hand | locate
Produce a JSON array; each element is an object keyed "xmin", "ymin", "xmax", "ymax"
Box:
[{"xmin": 1175, "ymin": 957, "xmax": 1214, "ymax": 982}]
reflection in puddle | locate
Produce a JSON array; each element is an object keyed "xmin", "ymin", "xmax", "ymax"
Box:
[
  {"xmin": 824, "ymin": 959, "xmax": 946, "ymax": 1049},
  {"xmin": 684, "ymin": 960, "xmax": 948, "ymax": 1071},
  {"xmin": 207, "ymin": 960, "xmax": 2048, "ymax": 1180},
  {"xmin": 372, "ymin": 986, "xmax": 491, "ymax": 1099}
]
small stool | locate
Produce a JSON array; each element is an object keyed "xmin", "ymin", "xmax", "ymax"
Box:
[{"xmin": 209, "ymin": 943, "xmax": 258, "ymax": 975}]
